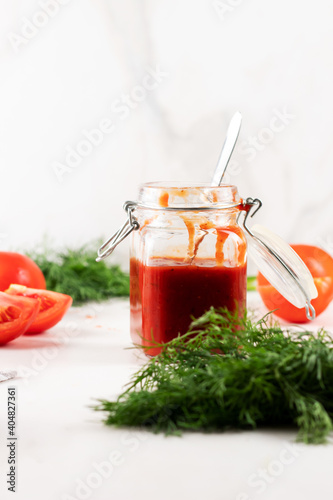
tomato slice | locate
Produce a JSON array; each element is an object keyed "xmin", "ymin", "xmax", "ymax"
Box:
[
  {"xmin": 257, "ymin": 244, "xmax": 333, "ymax": 323},
  {"xmin": 0, "ymin": 292, "xmax": 40, "ymax": 344},
  {"xmin": 5, "ymin": 285, "xmax": 72, "ymax": 333}
]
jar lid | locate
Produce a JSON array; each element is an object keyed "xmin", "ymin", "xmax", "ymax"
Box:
[{"xmin": 242, "ymin": 199, "xmax": 318, "ymax": 320}]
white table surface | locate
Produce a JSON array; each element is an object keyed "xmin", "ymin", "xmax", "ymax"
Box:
[{"xmin": 1, "ymin": 293, "xmax": 333, "ymax": 500}]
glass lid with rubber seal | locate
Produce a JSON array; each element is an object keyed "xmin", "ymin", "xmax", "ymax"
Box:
[{"xmin": 240, "ymin": 198, "xmax": 318, "ymax": 321}]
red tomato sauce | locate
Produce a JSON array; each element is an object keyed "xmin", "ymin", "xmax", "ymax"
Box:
[{"xmin": 130, "ymin": 257, "xmax": 247, "ymax": 355}]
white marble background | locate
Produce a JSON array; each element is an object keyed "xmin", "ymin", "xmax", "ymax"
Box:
[{"xmin": 1, "ymin": 0, "xmax": 333, "ymax": 270}]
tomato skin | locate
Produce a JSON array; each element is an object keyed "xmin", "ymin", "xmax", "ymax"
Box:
[
  {"xmin": 5, "ymin": 285, "xmax": 72, "ymax": 333},
  {"xmin": 0, "ymin": 252, "xmax": 46, "ymax": 291},
  {"xmin": 257, "ymin": 244, "xmax": 333, "ymax": 323},
  {"xmin": 0, "ymin": 292, "xmax": 40, "ymax": 344}
]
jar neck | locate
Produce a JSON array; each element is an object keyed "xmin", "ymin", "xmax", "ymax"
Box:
[{"xmin": 137, "ymin": 183, "xmax": 242, "ymax": 210}]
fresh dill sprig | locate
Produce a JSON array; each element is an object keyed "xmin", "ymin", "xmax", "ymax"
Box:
[
  {"xmin": 247, "ymin": 276, "xmax": 257, "ymax": 291},
  {"xmin": 29, "ymin": 246, "xmax": 129, "ymax": 305},
  {"xmin": 95, "ymin": 308, "xmax": 333, "ymax": 444}
]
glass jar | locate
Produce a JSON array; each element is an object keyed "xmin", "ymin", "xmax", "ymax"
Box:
[
  {"xmin": 97, "ymin": 182, "xmax": 318, "ymax": 356},
  {"xmin": 129, "ymin": 183, "xmax": 248, "ymax": 355}
]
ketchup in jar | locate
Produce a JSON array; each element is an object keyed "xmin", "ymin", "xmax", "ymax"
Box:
[{"xmin": 129, "ymin": 183, "xmax": 247, "ymax": 355}]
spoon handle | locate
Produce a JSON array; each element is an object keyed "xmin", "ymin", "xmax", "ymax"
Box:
[{"xmin": 211, "ymin": 111, "xmax": 242, "ymax": 186}]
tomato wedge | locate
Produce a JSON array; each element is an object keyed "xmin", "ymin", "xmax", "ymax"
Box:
[
  {"xmin": 5, "ymin": 285, "xmax": 73, "ymax": 333},
  {"xmin": 0, "ymin": 292, "xmax": 40, "ymax": 344}
]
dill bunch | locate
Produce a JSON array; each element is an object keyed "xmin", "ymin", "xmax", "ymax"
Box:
[
  {"xmin": 29, "ymin": 246, "xmax": 129, "ymax": 305},
  {"xmin": 95, "ymin": 308, "xmax": 333, "ymax": 444}
]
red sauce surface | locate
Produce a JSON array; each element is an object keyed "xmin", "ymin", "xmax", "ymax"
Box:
[{"xmin": 130, "ymin": 257, "xmax": 247, "ymax": 356}]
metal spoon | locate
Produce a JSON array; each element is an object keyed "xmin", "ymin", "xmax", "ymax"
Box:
[
  {"xmin": 191, "ymin": 112, "xmax": 242, "ymax": 258},
  {"xmin": 211, "ymin": 111, "xmax": 242, "ymax": 186}
]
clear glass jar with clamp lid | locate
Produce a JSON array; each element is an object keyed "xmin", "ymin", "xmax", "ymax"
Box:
[{"xmin": 97, "ymin": 182, "xmax": 317, "ymax": 356}]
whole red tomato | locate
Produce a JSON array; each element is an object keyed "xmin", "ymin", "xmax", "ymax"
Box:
[
  {"xmin": 0, "ymin": 252, "xmax": 46, "ymax": 291},
  {"xmin": 257, "ymin": 244, "xmax": 333, "ymax": 323}
]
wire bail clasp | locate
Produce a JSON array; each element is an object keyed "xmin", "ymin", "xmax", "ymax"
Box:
[
  {"xmin": 96, "ymin": 201, "xmax": 139, "ymax": 262},
  {"xmin": 240, "ymin": 197, "xmax": 316, "ymax": 321},
  {"xmin": 241, "ymin": 197, "xmax": 263, "ymax": 235}
]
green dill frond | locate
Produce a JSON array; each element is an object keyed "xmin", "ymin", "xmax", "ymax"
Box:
[
  {"xmin": 29, "ymin": 245, "xmax": 129, "ymax": 305},
  {"xmin": 95, "ymin": 308, "xmax": 333, "ymax": 444}
]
